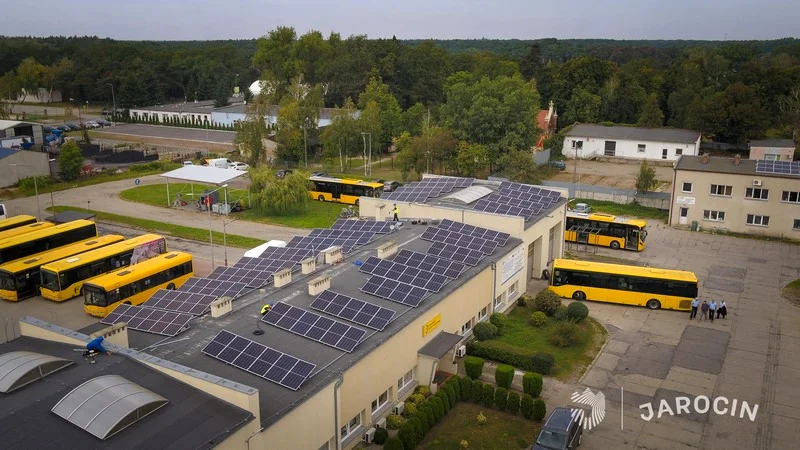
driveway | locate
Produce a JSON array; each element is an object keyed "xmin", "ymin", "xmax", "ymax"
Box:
[
  {"xmin": 547, "ymin": 222, "xmax": 800, "ymax": 450},
  {"xmin": 100, "ymin": 123, "xmax": 235, "ymax": 144}
]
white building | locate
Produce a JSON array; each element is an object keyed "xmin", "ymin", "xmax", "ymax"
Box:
[
  {"xmin": 211, "ymin": 103, "xmax": 341, "ymax": 128},
  {"xmin": 563, "ymin": 124, "xmax": 701, "ymax": 161}
]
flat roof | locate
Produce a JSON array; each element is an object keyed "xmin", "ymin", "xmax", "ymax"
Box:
[
  {"xmin": 674, "ymin": 155, "xmax": 799, "ymax": 180},
  {"xmin": 565, "ymin": 123, "xmax": 701, "ymax": 144},
  {"xmin": 750, "ymin": 139, "xmax": 795, "ymax": 148},
  {"xmin": 45, "ymin": 210, "xmax": 96, "ymax": 224},
  {"xmin": 0, "ymin": 336, "xmax": 253, "ymax": 448},
  {"xmin": 81, "ymin": 225, "xmax": 521, "ymax": 428},
  {"xmin": 418, "ymin": 331, "xmax": 464, "ymax": 359},
  {"xmin": 160, "ymin": 165, "xmax": 246, "ymax": 185}
]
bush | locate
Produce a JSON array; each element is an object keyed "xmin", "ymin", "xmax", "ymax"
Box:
[
  {"xmin": 461, "ymin": 439, "xmax": 470, "ymax": 449},
  {"xmin": 532, "ymin": 289, "xmax": 562, "ymax": 316},
  {"xmin": 523, "ymin": 372, "xmax": 544, "ymax": 397},
  {"xmin": 477, "ymin": 411, "xmax": 487, "ymax": 425},
  {"xmin": 473, "ymin": 322, "xmax": 499, "ymax": 340},
  {"xmin": 495, "ymin": 387, "xmax": 508, "ymax": 410},
  {"xmin": 409, "ymin": 393, "xmax": 425, "ymax": 406},
  {"xmin": 521, "ymin": 394, "xmax": 535, "ymax": 419},
  {"xmin": 489, "ymin": 313, "xmax": 507, "ymax": 331},
  {"xmin": 374, "ymin": 427, "xmax": 389, "ymax": 445},
  {"xmin": 531, "ymin": 352, "xmax": 555, "ymax": 375},
  {"xmin": 567, "ymin": 301, "xmax": 590, "ymax": 322},
  {"xmin": 58, "ymin": 140, "xmax": 85, "ymax": 181},
  {"xmin": 517, "ymin": 295, "xmax": 530, "ymax": 306},
  {"xmin": 533, "ymin": 398, "xmax": 547, "ymax": 421},
  {"xmin": 471, "ymin": 380, "xmax": 483, "ymax": 403},
  {"xmin": 413, "ymin": 411, "xmax": 429, "ymax": 433},
  {"xmin": 495, "ymin": 364, "xmax": 514, "ymax": 389},
  {"xmin": 530, "ymin": 311, "xmax": 548, "ymax": 327},
  {"xmin": 420, "ymin": 405, "xmax": 435, "ymax": 425},
  {"xmin": 432, "ymin": 397, "xmax": 445, "ymax": 420},
  {"xmin": 447, "ymin": 377, "xmax": 461, "ymax": 400},
  {"xmin": 415, "ymin": 385, "xmax": 431, "ymax": 398},
  {"xmin": 444, "ymin": 384, "xmax": 457, "ymax": 408},
  {"xmin": 553, "ymin": 305, "xmax": 569, "ymax": 321},
  {"xmin": 507, "ymin": 391, "xmax": 521, "ymax": 414},
  {"xmin": 398, "ymin": 423, "xmax": 416, "ymax": 450},
  {"xmin": 481, "ymin": 384, "xmax": 495, "ymax": 408},
  {"xmin": 383, "ymin": 437, "xmax": 404, "ymax": 450},
  {"xmin": 436, "ymin": 391, "xmax": 450, "ymax": 414},
  {"xmin": 402, "ymin": 401, "xmax": 417, "ymax": 417},
  {"xmin": 549, "ymin": 321, "xmax": 579, "ymax": 347},
  {"xmin": 386, "ymin": 414, "xmax": 405, "ymax": 430},
  {"xmin": 468, "ymin": 340, "xmax": 555, "ymax": 375},
  {"xmin": 18, "ymin": 175, "xmax": 55, "ymax": 192},
  {"xmin": 464, "ymin": 356, "xmax": 485, "ymax": 380},
  {"xmin": 460, "ymin": 376, "xmax": 472, "ymax": 400},
  {"xmin": 408, "ymin": 417, "xmax": 424, "ymax": 441}
]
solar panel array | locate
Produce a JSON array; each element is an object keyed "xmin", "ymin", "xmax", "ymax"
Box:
[
  {"xmin": 427, "ymin": 241, "xmax": 486, "ymax": 266},
  {"xmin": 101, "ymin": 304, "xmax": 193, "ymax": 336},
  {"xmin": 437, "ymin": 219, "xmax": 511, "ymax": 246},
  {"xmin": 420, "ymin": 227, "xmax": 497, "ymax": 255},
  {"xmin": 258, "ymin": 247, "xmax": 314, "ymax": 262},
  {"xmin": 287, "ymin": 229, "xmax": 373, "ymax": 254},
  {"xmin": 393, "ymin": 249, "xmax": 465, "ymax": 279},
  {"xmin": 180, "ymin": 277, "xmax": 248, "ymax": 299},
  {"xmin": 360, "ymin": 275, "xmax": 429, "ymax": 307},
  {"xmin": 202, "ymin": 330, "xmax": 316, "ymax": 391},
  {"xmin": 310, "ymin": 290, "xmax": 396, "ymax": 331},
  {"xmin": 331, "ymin": 219, "xmax": 394, "ymax": 234},
  {"xmin": 233, "ymin": 257, "xmax": 297, "ymax": 273},
  {"xmin": 755, "ymin": 160, "xmax": 800, "ymax": 176},
  {"xmin": 262, "ymin": 302, "xmax": 367, "ymax": 353},
  {"xmin": 145, "ymin": 289, "xmax": 218, "ymax": 315},
  {"xmin": 209, "ymin": 266, "xmax": 272, "ymax": 288},
  {"xmin": 473, "ymin": 182, "xmax": 561, "ymax": 221},
  {"xmin": 358, "ymin": 256, "xmax": 448, "ymax": 292},
  {"xmin": 382, "ymin": 177, "xmax": 475, "ymax": 202}
]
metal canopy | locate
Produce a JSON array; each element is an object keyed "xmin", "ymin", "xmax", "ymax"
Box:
[
  {"xmin": 418, "ymin": 331, "xmax": 464, "ymax": 359},
  {"xmin": 440, "ymin": 186, "xmax": 494, "ymax": 204},
  {"xmin": 51, "ymin": 375, "xmax": 168, "ymax": 440},
  {"xmin": 159, "ymin": 166, "xmax": 245, "ymax": 185},
  {"xmin": 0, "ymin": 351, "xmax": 74, "ymax": 393}
]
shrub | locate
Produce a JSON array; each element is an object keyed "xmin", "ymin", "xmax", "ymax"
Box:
[
  {"xmin": 471, "ymin": 380, "xmax": 483, "ymax": 403},
  {"xmin": 18, "ymin": 175, "xmax": 56, "ymax": 192},
  {"xmin": 397, "ymin": 423, "xmax": 416, "ymax": 450},
  {"xmin": 436, "ymin": 391, "xmax": 450, "ymax": 414},
  {"xmin": 507, "ymin": 391, "xmax": 521, "ymax": 414},
  {"xmin": 549, "ymin": 320, "xmax": 579, "ymax": 347},
  {"xmin": 481, "ymin": 384, "xmax": 495, "ymax": 408},
  {"xmin": 432, "ymin": 397, "xmax": 445, "ymax": 420},
  {"xmin": 383, "ymin": 437, "xmax": 404, "ymax": 450},
  {"xmin": 553, "ymin": 305, "xmax": 569, "ymax": 321},
  {"xmin": 444, "ymin": 384, "xmax": 457, "ymax": 408},
  {"xmin": 374, "ymin": 427, "xmax": 389, "ymax": 445},
  {"xmin": 567, "ymin": 301, "xmax": 590, "ymax": 322},
  {"xmin": 420, "ymin": 404, "xmax": 435, "ymax": 425},
  {"xmin": 409, "ymin": 393, "xmax": 425, "ymax": 406},
  {"xmin": 489, "ymin": 313, "xmax": 507, "ymax": 331},
  {"xmin": 495, "ymin": 364, "xmax": 515, "ymax": 389},
  {"xmin": 386, "ymin": 414, "xmax": 405, "ymax": 430},
  {"xmin": 413, "ymin": 411, "xmax": 429, "ymax": 433},
  {"xmin": 415, "ymin": 385, "xmax": 431, "ymax": 397},
  {"xmin": 532, "ymin": 289, "xmax": 562, "ymax": 316},
  {"xmin": 460, "ymin": 376, "xmax": 472, "ymax": 400},
  {"xmin": 461, "ymin": 440, "xmax": 469, "ymax": 449},
  {"xmin": 408, "ymin": 417, "xmax": 424, "ymax": 441},
  {"xmin": 530, "ymin": 311, "xmax": 548, "ymax": 327},
  {"xmin": 464, "ymin": 356, "xmax": 485, "ymax": 380},
  {"xmin": 468, "ymin": 340, "xmax": 555, "ymax": 375},
  {"xmin": 447, "ymin": 377, "xmax": 461, "ymax": 400},
  {"xmin": 477, "ymin": 411, "xmax": 487, "ymax": 425},
  {"xmin": 531, "ymin": 352, "xmax": 555, "ymax": 375},
  {"xmin": 533, "ymin": 398, "xmax": 547, "ymax": 421},
  {"xmin": 473, "ymin": 322, "xmax": 499, "ymax": 341},
  {"xmin": 495, "ymin": 387, "xmax": 508, "ymax": 410},
  {"xmin": 517, "ymin": 295, "xmax": 529, "ymax": 306},
  {"xmin": 521, "ymin": 394, "xmax": 535, "ymax": 419},
  {"xmin": 402, "ymin": 401, "xmax": 417, "ymax": 417},
  {"xmin": 523, "ymin": 372, "xmax": 544, "ymax": 397}
]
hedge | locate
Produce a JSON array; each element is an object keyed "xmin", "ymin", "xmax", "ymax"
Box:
[
  {"xmin": 495, "ymin": 364, "xmax": 514, "ymax": 389},
  {"xmin": 409, "ymin": 393, "xmax": 425, "ymax": 406},
  {"xmin": 383, "ymin": 437, "xmax": 404, "ymax": 450},
  {"xmin": 374, "ymin": 427, "xmax": 389, "ymax": 445},
  {"xmin": 468, "ymin": 340, "xmax": 555, "ymax": 375},
  {"xmin": 386, "ymin": 414, "xmax": 404, "ymax": 430},
  {"xmin": 523, "ymin": 372, "xmax": 543, "ymax": 397},
  {"xmin": 402, "ymin": 401, "xmax": 417, "ymax": 417},
  {"xmin": 521, "ymin": 394, "xmax": 535, "ymax": 419},
  {"xmin": 430, "ymin": 396, "xmax": 444, "ymax": 420},
  {"xmin": 507, "ymin": 391, "xmax": 521, "ymax": 414},
  {"xmin": 471, "ymin": 380, "xmax": 483, "ymax": 403},
  {"xmin": 489, "ymin": 312, "xmax": 507, "ymax": 331},
  {"xmin": 473, "ymin": 322, "xmax": 499, "ymax": 340},
  {"xmin": 460, "ymin": 376, "xmax": 473, "ymax": 400},
  {"xmin": 413, "ymin": 410, "xmax": 429, "ymax": 433},
  {"xmin": 447, "ymin": 377, "xmax": 461, "ymax": 400},
  {"xmin": 533, "ymin": 398, "xmax": 547, "ymax": 421},
  {"xmin": 436, "ymin": 391, "xmax": 450, "ymax": 414},
  {"xmin": 481, "ymin": 384, "xmax": 495, "ymax": 408},
  {"xmin": 398, "ymin": 423, "xmax": 416, "ymax": 450},
  {"xmin": 494, "ymin": 386, "xmax": 508, "ymax": 410},
  {"xmin": 420, "ymin": 404, "xmax": 436, "ymax": 426},
  {"xmin": 408, "ymin": 417, "xmax": 424, "ymax": 441},
  {"xmin": 464, "ymin": 356, "xmax": 485, "ymax": 379},
  {"xmin": 443, "ymin": 384, "xmax": 457, "ymax": 408},
  {"xmin": 566, "ymin": 301, "xmax": 590, "ymax": 322}
]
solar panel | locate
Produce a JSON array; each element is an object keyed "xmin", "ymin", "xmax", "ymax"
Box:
[
  {"xmin": 262, "ymin": 302, "xmax": 367, "ymax": 353},
  {"xmin": 473, "ymin": 199, "xmax": 539, "ymax": 220},
  {"xmin": 101, "ymin": 304, "xmax": 193, "ymax": 336},
  {"xmin": 755, "ymin": 160, "xmax": 800, "ymax": 176},
  {"xmin": 209, "ymin": 266, "xmax": 272, "ymax": 288},
  {"xmin": 179, "ymin": 277, "xmax": 248, "ymax": 299},
  {"xmin": 393, "ymin": 249, "xmax": 465, "ymax": 279},
  {"xmin": 257, "ymin": 247, "xmax": 313, "ymax": 262},
  {"xmin": 427, "ymin": 241, "xmax": 485, "ymax": 266},
  {"xmin": 233, "ymin": 257, "xmax": 297, "ymax": 273},
  {"xmin": 309, "ymin": 290, "xmax": 396, "ymax": 331},
  {"xmin": 437, "ymin": 219, "xmax": 510, "ymax": 246},
  {"xmin": 360, "ymin": 275, "xmax": 428, "ymax": 307},
  {"xmin": 357, "ymin": 256, "xmax": 449, "ymax": 292},
  {"xmin": 331, "ymin": 219, "xmax": 394, "ymax": 234},
  {"xmin": 420, "ymin": 227, "xmax": 497, "ymax": 255},
  {"xmin": 145, "ymin": 289, "xmax": 218, "ymax": 315},
  {"xmin": 287, "ymin": 230, "xmax": 373, "ymax": 254},
  {"xmin": 202, "ymin": 330, "xmax": 316, "ymax": 391}
]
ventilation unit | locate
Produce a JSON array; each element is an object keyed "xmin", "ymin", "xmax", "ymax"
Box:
[
  {"xmin": 393, "ymin": 402, "xmax": 405, "ymax": 415},
  {"xmin": 455, "ymin": 345, "xmax": 467, "ymax": 358},
  {"xmin": 753, "ymin": 179, "xmax": 762, "ymax": 186},
  {"xmin": 376, "ymin": 417, "xmax": 387, "ymax": 429},
  {"xmin": 363, "ymin": 427, "xmax": 376, "ymax": 443}
]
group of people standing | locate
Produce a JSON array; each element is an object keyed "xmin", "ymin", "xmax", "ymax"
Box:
[{"xmin": 689, "ymin": 298, "xmax": 727, "ymax": 322}]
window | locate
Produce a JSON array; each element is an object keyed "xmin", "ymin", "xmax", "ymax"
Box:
[
  {"xmin": 681, "ymin": 182, "xmax": 693, "ymax": 193},
  {"xmin": 371, "ymin": 390, "xmax": 389, "ymax": 414},
  {"xmin": 508, "ymin": 281, "xmax": 519, "ymax": 298},
  {"xmin": 765, "ymin": 154, "xmax": 779, "ymax": 161},
  {"xmin": 662, "ymin": 149, "xmax": 668, "ymax": 159},
  {"xmin": 703, "ymin": 210, "xmax": 725, "ymax": 222},
  {"xmin": 710, "ymin": 184, "xmax": 733, "ymax": 196},
  {"xmin": 571, "ymin": 140, "xmax": 583, "ymax": 149},
  {"xmin": 794, "ymin": 219, "xmax": 800, "ymax": 231},
  {"xmin": 398, "ymin": 368, "xmax": 415, "ymax": 392},
  {"xmin": 493, "ymin": 294, "xmax": 503, "ymax": 308},
  {"xmin": 603, "ymin": 141, "xmax": 616, "ymax": 156},
  {"xmin": 782, "ymin": 191, "xmax": 800, "ymax": 203},
  {"xmin": 675, "ymin": 148, "xmax": 683, "ymax": 156},
  {"xmin": 745, "ymin": 187, "xmax": 769, "ymax": 200},
  {"xmin": 478, "ymin": 305, "xmax": 488, "ymax": 320},
  {"xmin": 340, "ymin": 413, "xmax": 361, "ymax": 440},
  {"xmin": 746, "ymin": 215, "xmax": 770, "ymax": 226},
  {"xmin": 461, "ymin": 319, "xmax": 472, "ymax": 335},
  {"xmin": 637, "ymin": 144, "xmax": 646, "ymax": 153}
]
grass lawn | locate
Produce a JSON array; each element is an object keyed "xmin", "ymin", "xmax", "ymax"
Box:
[
  {"xmin": 783, "ymin": 278, "xmax": 800, "ymax": 306},
  {"xmin": 494, "ymin": 305, "xmax": 607, "ymax": 381},
  {"xmin": 48, "ymin": 206, "xmax": 264, "ymax": 249},
  {"xmin": 573, "ymin": 198, "xmax": 668, "ymax": 222},
  {"xmin": 418, "ymin": 402, "xmax": 539, "ymax": 450}
]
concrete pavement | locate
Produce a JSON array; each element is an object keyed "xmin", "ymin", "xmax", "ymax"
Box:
[{"xmin": 98, "ymin": 123, "xmax": 236, "ymax": 144}]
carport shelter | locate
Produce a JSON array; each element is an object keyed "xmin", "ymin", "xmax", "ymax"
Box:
[{"xmin": 159, "ymin": 166, "xmax": 247, "ymax": 214}]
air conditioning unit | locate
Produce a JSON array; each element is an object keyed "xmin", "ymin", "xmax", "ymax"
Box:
[
  {"xmin": 393, "ymin": 402, "xmax": 405, "ymax": 415},
  {"xmin": 376, "ymin": 417, "xmax": 387, "ymax": 429},
  {"xmin": 362, "ymin": 427, "xmax": 376, "ymax": 444},
  {"xmin": 455, "ymin": 345, "xmax": 467, "ymax": 358},
  {"xmin": 753, "ymin": 179, "xmax": 762, "ymax": 186}
]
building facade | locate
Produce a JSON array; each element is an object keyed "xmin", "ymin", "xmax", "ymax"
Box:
[
  {"xmin": 669, "ymin": 154, "xmax": 800, "ymax": 237},
  {"xmin": 749, "ymin": 139, "xmax": 795, "ymax": 161},
  {"xmin": 0, "ymin": 148, "xmax": 51, "ymax": 188},
  {"xmin": 563, "ymin": 124, "xmax": 701, "ymax": 161}
]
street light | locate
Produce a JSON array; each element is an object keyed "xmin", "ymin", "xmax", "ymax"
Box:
[
  {"xmin": 106, "ymin": 83, "xmax": 116, "ymax": 126},
  {"xmin": 205, "ymin": 184, "xmax": 228, "ymax": 269},
  {"xmin": 222, "ymin": 217, "xmax": 238, "ymax": 267},
  {"xmin": 11, "ymin": 164, "xmax": 40, "ymax": 220}
]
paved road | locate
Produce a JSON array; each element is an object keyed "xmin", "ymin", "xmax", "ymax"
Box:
[{"xmin": 99, "ymin": 123, "xmax": 236, "ymax": 144}]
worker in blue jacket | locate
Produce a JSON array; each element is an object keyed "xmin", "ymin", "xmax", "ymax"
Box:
[{"xmin": 86, "ymin": 336, "xmax": 111, "ymax": 356}]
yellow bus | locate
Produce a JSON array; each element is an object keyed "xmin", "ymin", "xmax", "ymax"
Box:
[
  {"xmin": 0, "ymin": 221, "xmax": 55, "ymax": 241},
  {"xmin": 40, "ymin": 234, "xmax": 168, "ymax": 302},
  {"xmin": 0, "ymin": 235, "xmax": 124, "ymax": 301},
  {"xmin": 0, "ymin": 215, "xmax": 37, "ymax": 233},
  {"xmin": 309, "ymin": 176, "xmax": 384, "ymax": 206},
  {"xmin": 565, "ymin": 212, "xmax": 647, "ymax": 251},
  {"xmin": 549, "ymin": 258, "xmax": 698, "ymax": 311},
  {"xmin": 83, "ymin": 251, "xmax": 194, "ymax": 317},
  {"xmin": 0, "ymin": 219, "xmax": 97, "ymax": 265}
]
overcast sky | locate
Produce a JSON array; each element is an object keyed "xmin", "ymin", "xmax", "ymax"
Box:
[{"xmin": 2, "ymin": 0, "xmax": 798, "ymax": 41}]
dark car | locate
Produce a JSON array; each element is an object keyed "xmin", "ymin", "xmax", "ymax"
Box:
[
  {"xmin": 276, "ymin": 169, "xmax": 293, "ymax": 179},
  {"xmin": 96, "ymin": 119, "xmax": 111, "ymax": 127},
  {"xmin": 57, "ymin": 125, "xmax": 71, "ymax": 132},
  {"xmin": 549, "ymin": 160, "xmax": 567, "ymax": 171},
  {"xmin": 383, "ymin": 181, "xmax": 403, "ymax": 192},
  {"xmin": 532, "ymin": 407, "xmax": 582, "ymax": 450},
  {"xmin": 66, "ymin": 123, "xmax": 81, "ymax": 131}
]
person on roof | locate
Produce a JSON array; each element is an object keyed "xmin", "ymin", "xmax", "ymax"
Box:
[
  {"xmin": 261, "ymin": 303, "xmax": 272, "ymax": 315},
  {"xmin": 86, "ymin": 336, "xmax": 111, "ymax": 355},
  {"xmin": 393, "ymin": 204, "xmax": 399, "ymax": 222}
]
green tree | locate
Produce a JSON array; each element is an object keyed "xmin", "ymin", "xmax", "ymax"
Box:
[
  {"xmin": 562, "ymin": 88, "xmax": 601, "ymax": 125},
  {"xmin": 401, "ymin": 102, "xmax": 426, "ymax": 136},
  {"xmin": 275, "ymin": 77, "xmax": 323, "ymax": 163},
  {"xmin": 499, "ymin": 149, "xmax": 541, "ymax": 184},
  {"xmin": 250, "ymin": 168, "xmax": 310, "ymax": 215},
  {"xmin": 252, "ymin": 26, "xmax": 299, "ymax": 99},
  {"xmin": 320, "ymin": 97, "xmax": 361, "ymax": 170},
  {"xmin": 635, "ymin": 160, "xmax": 657, "ymax": 193},
  {"xmin": 637, "ymin": 94, "xmax": 665, "ymax": 127},
  {"xmin": 235, "ymin": 115, "xmax": 268, "ymax": 167},
  {"xmin": 777, "ymin": 85, "xmax": 800, "ymax": 140},
  {"xmin": 58, "ymin": 140, "xmax": 84, "ymax": 181},
  {"xmin": 357, "ymin": 77, "xmax": 402, "ymax": 151},
  {"xmin": 519, "ymin": 43, "xmax": 543, "ymax": 81},
  {"xmin": 16, "ymin": 57, "xmax": 45, "ymax": 103},
  {"xmin": 688, "ymin": 82, "xmax": 768, "ymax": 143},
  {"xmin": 394, "ymin": 40, "xmax": 451, "ymax": 107},
  {"xmin": 393, "ymin": 131, "xmax": 419, "ymax": 180},
  {"xmin": 456, "ymin": 141, "xmax": 490, "ymax": 178},
  {"xmin": 214, "ymin": 78, "xmax": 231, "ymax": 108},
  {"xmin": 0, "ymin": 71, "xmax": 21, "ymax": 119}
]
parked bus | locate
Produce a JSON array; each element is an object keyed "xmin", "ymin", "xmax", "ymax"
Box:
[
  {"xmin": 83, "ymin": 251, "xmax": 194, "ymax": 317},
  {"xmin": 0, "ymin": 235, "xmax": 124, "ymax": 301},
  {"xmin": 0, "ymin": 215, "xmax": 37, "ymax": 233},
  {"xmin": 0, "ymin": 221, "xmax": 55, "ymax": 241},
  {"xmin": 564, "ymin": 212, "xmax": 647, "ymax": 251},
  {"xmin": 40, "ymin": 234, "xmax": 168, "ymax": 302},
  {"xmin": 0, "ymin": 220, "xmax": 97, "ymax": 265},
  {"xmin": 549, "ymin": 258, "xmax": 698, "ymax": 311},
  {"xmin": 309, "ymin": 176, "xmax": 384, "ymax": 205}
]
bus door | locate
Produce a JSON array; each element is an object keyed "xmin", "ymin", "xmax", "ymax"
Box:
[
  {"xmin": 331, "ymin": 184, "xmax": 342, "ymax": 202},
  {"xmin": 625, "ymin": 227, "xmax": 640, "ymax": 250}
]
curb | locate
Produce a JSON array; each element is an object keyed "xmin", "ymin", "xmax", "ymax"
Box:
[{"xmin": 578, "ymin": 321, "xmax": 610, "ymax": 385}]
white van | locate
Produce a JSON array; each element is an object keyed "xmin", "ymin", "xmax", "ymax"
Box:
[{"xmin": 206, "ymin": 158, "xmax": 233, "ymax": 169}]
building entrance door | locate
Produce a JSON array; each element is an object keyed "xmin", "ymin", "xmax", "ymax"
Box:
[{"xmin": 679, "ymin": 207, "xmax": 689, "ymax": 225}]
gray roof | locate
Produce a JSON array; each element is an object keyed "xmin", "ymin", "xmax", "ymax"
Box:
[
  {"xmin": 45, "ymin": 210, "xmax": 96, "ymax": 224},
  {"xmin": 418, "ymin": 332, "xmax": 464, "ymax": 359},
  {"xmin": 0, "ymin": 337, "xmax": 253, "ymax": 449},
  {"xmin": 0, "ymin": 351, "xmax": 73, "ymax": 393},
  {"xmin": 132, "ymin": 97, "xmax": 244, "ymax": 115},
  {"xmin": 749, "ymin": 139, "xmax": 795, "ymax": 148},
  {"xmin": 674, "ymin": 155, "xmax": 788, "ymax": 178},
  {"xmin": 565, "ymin": 124, "xmax": 701, "ymax": 144}
]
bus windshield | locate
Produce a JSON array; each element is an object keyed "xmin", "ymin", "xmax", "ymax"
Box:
[
  {"xmin": 84, "ymin": 286, "xmax": 109, "ymax": 307},
  {"xmin": 0, "ymin": 271, "xmax": 14, "ymax": 291},
  {"xmin": 40, "ymin": 269, "xmax": 60, "ymax": 291}
]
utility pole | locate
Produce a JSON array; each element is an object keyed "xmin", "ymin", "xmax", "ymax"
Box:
[{"xmin": 106, "ymin": 83, "xmax": 116, "ymax": 126}]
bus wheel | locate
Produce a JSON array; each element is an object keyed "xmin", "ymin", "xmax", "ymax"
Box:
[
  {"xmin": 572, "ymin": 291, "xmax": 586, "ymax": 301},
  {"xmin": 610, "ymin": 241, "xmax": 621, "ymax": 250},
  {"xmin": 167, "ymin": 283, "xmax": 176, "ymax": 290},
  {"xmin": 646, "ymin": 299, "xmax": 661, "ymax": 310},
  {"xmin": 318, "ymin": 195, "xmax": 325, "ymax": 201}
]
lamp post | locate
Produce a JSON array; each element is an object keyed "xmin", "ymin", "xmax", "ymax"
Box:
[
  {"xmin": 222, "ymin": 217, "xmax": 237, "ymax": 267},
  {"xmin": 106, "ymin": 83, "xmax": 116, "ymax": 125},
  {"xmin": 11, "ymin": 164, "xmax": 40, "ymax": 219},
  {"xmin": 205, "ymin": 184, "xmax": 228, "ymax": 269}
]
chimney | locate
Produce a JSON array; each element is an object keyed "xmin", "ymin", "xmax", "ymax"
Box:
[
  {"xmin": 702, "ymin": 153, "xmax": 710, "ymax": 164},
  {"xmin": 734, "ymin": 154, "xmax": 741, "ymax": 165},
  {"xmin": 308, "ymin": 274, "xmax": 331, "ymax": 296},
  {"xmin": 377, "ymin": 241, "xmax": 398, "ymax": 259}
]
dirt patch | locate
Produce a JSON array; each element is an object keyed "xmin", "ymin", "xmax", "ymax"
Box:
[
  {"xmin": 547, "ymin": 159, "xmax": 673, "ymax": 191},
  {"xmin": 782, "ymin": 279, "xmax": 800, "ymax": 307}
]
